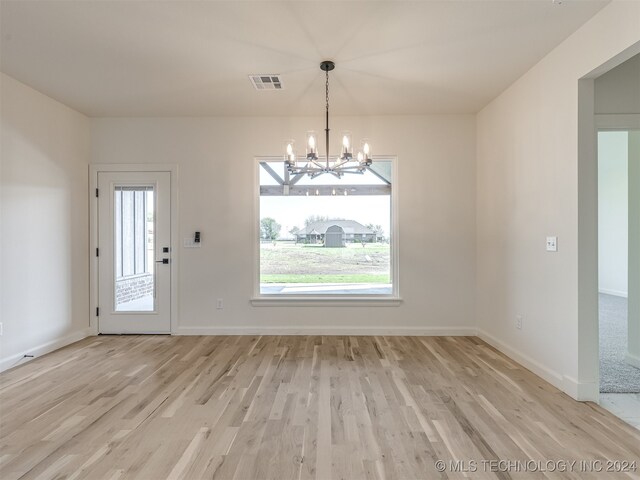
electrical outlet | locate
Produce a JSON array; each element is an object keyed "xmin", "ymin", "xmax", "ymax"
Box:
[
  {"xmin": 216, "ymin": 299, "xmax": 223, "ymax": 310},
  {"xmin": 546, "ymin": 236, "xmax": 558, "ymax": 252},
  {"xmin": 516, "ymin": 315, "xmax": 523, "ymax": 330}
]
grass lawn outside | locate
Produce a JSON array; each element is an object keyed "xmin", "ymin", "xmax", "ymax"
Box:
[
  {"xmin": 261, "ymin": 274, "xmax": 390, "ymax": 284},
  {"xmin": 260, "ymin": 242, "xmax": 390, "ymax": 284}
]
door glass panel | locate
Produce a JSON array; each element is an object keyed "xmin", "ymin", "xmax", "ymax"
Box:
[{"xmin": 114, "ymin": 186, "xmax": 155, "ymax": 311}]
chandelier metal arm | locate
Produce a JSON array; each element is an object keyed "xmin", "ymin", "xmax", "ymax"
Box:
[{"xmin": 309, "ymin": 159, "xmax": 325, "ymax": 170}]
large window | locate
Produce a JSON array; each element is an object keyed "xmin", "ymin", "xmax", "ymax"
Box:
[{"xmin": 257, "ymin": 158, "xmax": 396, "ymax": 297}]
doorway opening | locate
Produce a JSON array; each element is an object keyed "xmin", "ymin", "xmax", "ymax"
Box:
[{"xmin": 598, "ymin": 129, "xmax": 640, "ymax": 428}]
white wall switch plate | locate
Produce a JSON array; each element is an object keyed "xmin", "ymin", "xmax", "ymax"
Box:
[
  {"xmin": 516, "ymin": 315, "xmax": 523, "ymax": 330},
  {"xmin": 0, "ymin": 322, "xmax": 3, "ymax": 336},
  {"xmin": 216, "ymin": 299, "xmax": 223, "ymax": 310},
  {"xmin": 183, "ymin": 237, "xmax": 201, "ymax": 248},
  {"xmin": 546, "ymin": 236, "xmax": 558, "ymax": 252}
]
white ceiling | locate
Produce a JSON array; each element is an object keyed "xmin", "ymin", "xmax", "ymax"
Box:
[{"xmin": 0, "ymin": 0, "xmax": 609, "ymax": 117}]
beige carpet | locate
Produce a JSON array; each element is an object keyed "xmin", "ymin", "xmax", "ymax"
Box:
[{"xmin": 599, "ymin": 293, "xmax": 640, "ymax": 393}]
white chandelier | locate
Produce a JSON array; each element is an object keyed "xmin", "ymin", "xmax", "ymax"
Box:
[{"xmin": 285, "ymin": 61, "xmax": 372, "ymax": 179}]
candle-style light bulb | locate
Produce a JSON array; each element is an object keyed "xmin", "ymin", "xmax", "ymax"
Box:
[
  {"xmin": 360, "ymin": 140, "xmax": 371, "ymax": 165},
  {"xmin": 285, "ymin": 140, "xmax": 296, "ymax": 165},
  {"xmin": 341, "ymin": 132, "xmax": 352, "ymax": 159},
  {"xmin": 306, "ymin": 131, "xmax": 317, "ymax": 158},
  {"xmin": 357, "ymin": 152, "xmax": 364, "ymax": 163},
  {"xmin": 344, "ymin": 189, "xmax": 348, "ymax": 196},
  {"xmin": 332, "ymin": 188, "xmax": 336, "ymax": 196}
]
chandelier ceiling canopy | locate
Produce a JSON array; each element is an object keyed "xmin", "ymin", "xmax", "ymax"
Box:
[{"xmin": 285, "ymin": 61, "xmax": 372, "ymax": 179}]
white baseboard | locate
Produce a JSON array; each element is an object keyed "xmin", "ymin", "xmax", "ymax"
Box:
[
  {"xmin": 477, "ymin": 329, "xmax": 599, "ymax": 401},
  {"xmin": 477, "ymin": 329, "xmax": 565, "ymax": 392},
  {"xmin": 562, "ymin": 375, "xmax": 599, "ymax": 402},
  {"xmin": 0, "ymin": 328, "xmax": 94, "ymax": 373},
  {"xmin": 625, "ymin": 352, "xmax": 640, "ymax": 369},
  {"xmin": 598, "ymin": 288, "xmax": 628, "ymax": 298},
  {"xmin": 175, "ymin": 325, "xmax": 478, "ymax": 336}
]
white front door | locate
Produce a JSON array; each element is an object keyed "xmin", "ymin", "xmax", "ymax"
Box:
[{"xmin": 97, "ymin": 171, "xmax": 171, "ymax": 333}]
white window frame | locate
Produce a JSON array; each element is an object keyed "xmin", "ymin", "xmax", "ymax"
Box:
[{"xmin": 251, "ymin": 156, "xmax": 401, "ymax": 306}]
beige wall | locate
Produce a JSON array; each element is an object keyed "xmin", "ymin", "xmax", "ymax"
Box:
[
  {"xmin": 0, "ymin": 73, "xmax": 90, "ymax": 370},
  {"xmin": 476, "ymin": 1, "xmax": 640, "ymax": 399},
  {"xmin": 91, "ymin": 115, "xmax": 477, "ymax": 333},
  {"xmin": 595, "ymin": 53, "xmax": 640, "ymax": 115}
]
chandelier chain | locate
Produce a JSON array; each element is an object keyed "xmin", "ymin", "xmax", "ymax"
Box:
[
  {"xmin": 325, "ymin": 69, "xmax": 329, "ymax": 116},
  {"xmin": 324, "ymin": 68, "xmax": 330, "ymax": 165}
]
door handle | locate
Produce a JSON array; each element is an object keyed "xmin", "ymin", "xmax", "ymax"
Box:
[{"xmin": 155, "ymin": 258, "xmax": 170, "ymax": 264}]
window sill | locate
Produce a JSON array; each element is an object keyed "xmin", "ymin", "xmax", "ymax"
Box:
[{"xmin": 250, "ymin": 296, "xmax": 403, "ymax": 307}]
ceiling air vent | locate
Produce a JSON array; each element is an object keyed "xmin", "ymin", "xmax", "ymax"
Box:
[{"xmin": 249, "ymin": 75, "xmax": 283, "ymax": 90}]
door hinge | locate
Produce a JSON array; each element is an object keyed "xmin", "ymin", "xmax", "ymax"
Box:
[
  {"xmin": 96, "ymin": 307, "xmax": 100, "ymax": 317},
  {"xmin": 95, "ymin": 188, "xmax": 99, "ymax": 198},
  {"xmin": 96, "ymin": 247, "xmax": 99, "ymax": 257}
]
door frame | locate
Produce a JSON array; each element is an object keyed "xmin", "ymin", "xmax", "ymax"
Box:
[
  {"xmin": 577, "ymin": 40, "xmax": 640, "ymax": 403},
  {"xmin": 90, "ymin": 164, "xmax": 179, "ymax": 335}
]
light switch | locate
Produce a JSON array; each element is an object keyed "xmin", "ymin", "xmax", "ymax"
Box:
[
  {"xmin": 183, "ymin": 237, "xmax": 201, "ymax": 248},
  {"xmin": 546, "ymin": 236, "xmax": 558, "ymax": 252}
]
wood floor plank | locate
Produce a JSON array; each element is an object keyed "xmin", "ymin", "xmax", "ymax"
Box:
[{"xmin": 1, "ymin": 335, "xmax": 639, "ymax": 480}]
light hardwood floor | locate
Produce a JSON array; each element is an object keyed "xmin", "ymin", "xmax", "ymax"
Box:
[{"xmin": 1, "ymin": 335, "xmax": 639, "ymax": 479}]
